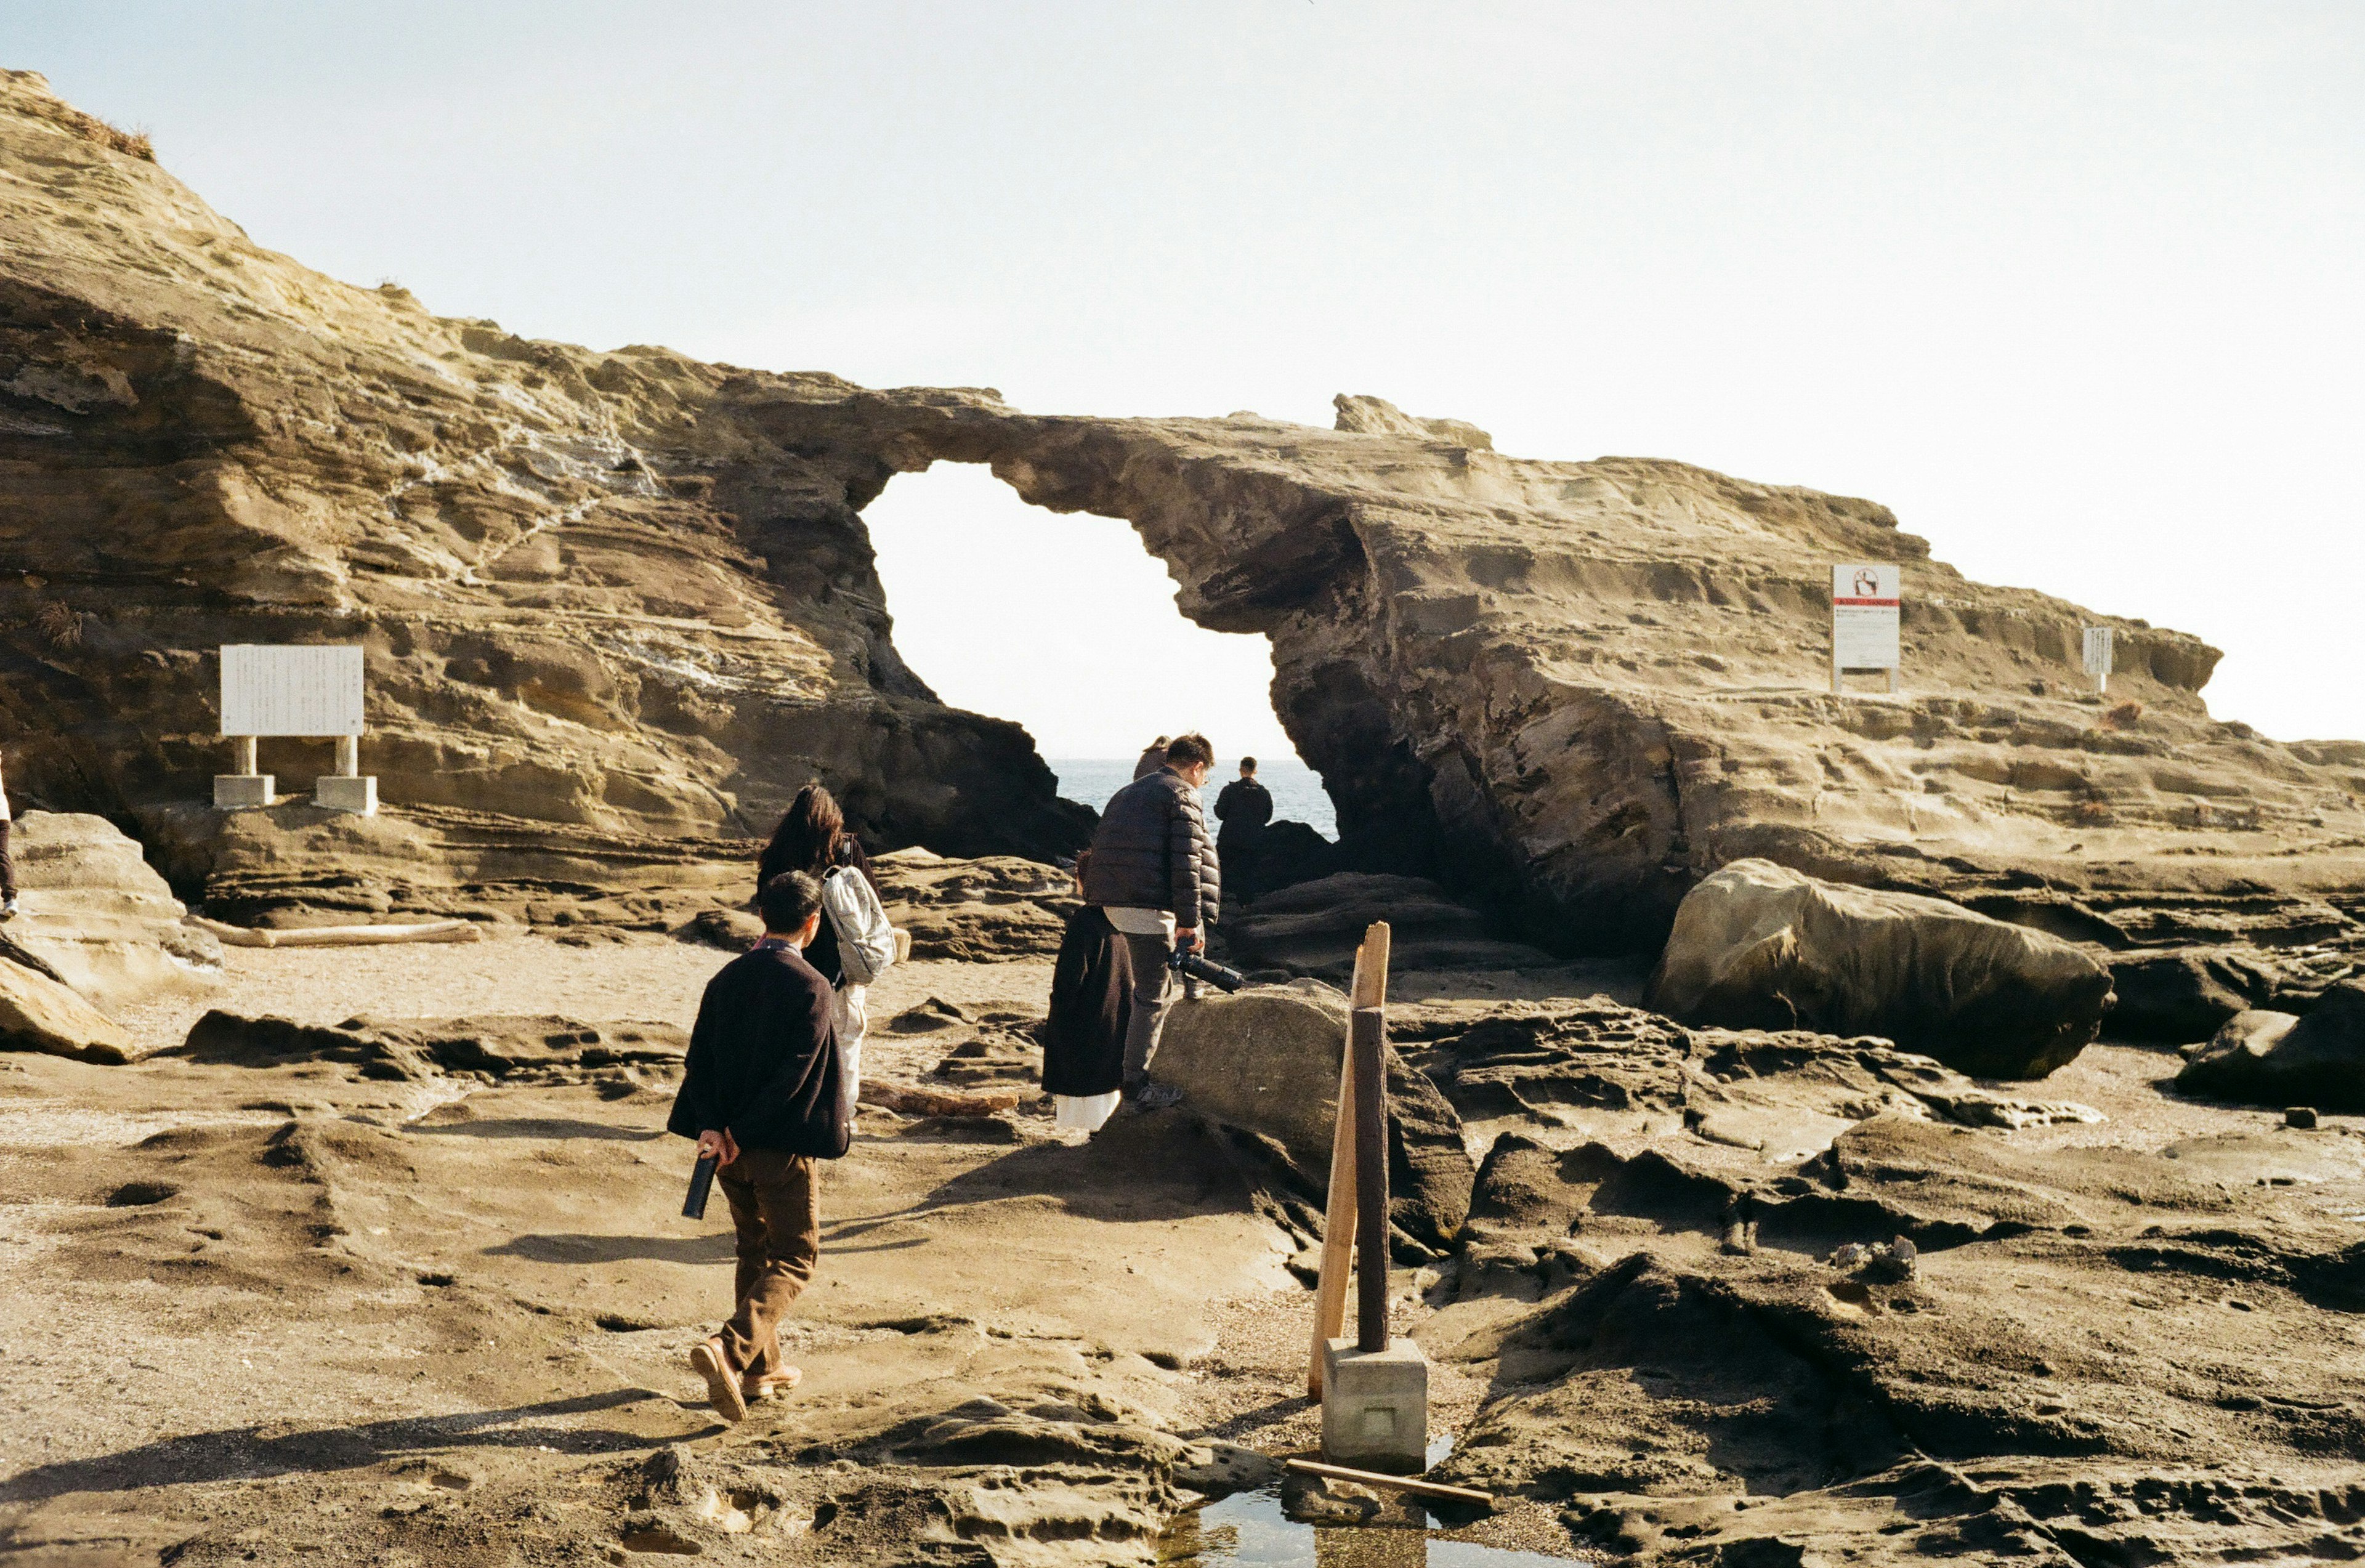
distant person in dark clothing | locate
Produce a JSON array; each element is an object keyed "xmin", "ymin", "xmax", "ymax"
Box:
[
  {"xmin": 1133, "ymin": 737, "xmax": 1173, "ymax": 782},
  {"xmin": 1081, "ymin": 732, "xmax": 1219, "ymax": 1109},
  {"xmin": 1213, "ymin": 756, "xmax": 1274, "ymax": 906},
  {"xmin": 757, "ymin": 783, "xmax": 878, "ymax": 987},
  {"xmin": 669, "ymin": 870, "xmax": 846, "ymax": 1423}
]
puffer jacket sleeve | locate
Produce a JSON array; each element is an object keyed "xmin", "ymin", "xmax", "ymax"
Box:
[{"xmin": 1167, "ymin": 782, "xmax": 1219, "ymax": 928}]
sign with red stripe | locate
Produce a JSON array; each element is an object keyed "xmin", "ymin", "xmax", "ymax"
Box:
[{"xmin": 1831, "ymin": 564, "xmax": 1900, "ymax": 671}]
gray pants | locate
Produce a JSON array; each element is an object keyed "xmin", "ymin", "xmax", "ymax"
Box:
[{"xmin": 1119, "ymin": 931, "xmax": 1201, "ymax": 1085}]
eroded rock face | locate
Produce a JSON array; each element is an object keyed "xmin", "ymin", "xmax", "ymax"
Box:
[
  {"xmin": 0, "ymin": 70, "xmax": 1087, "ymax": 921},
  {"xmin": 1405, "ymin": 996, "xmax": 2365, "ymax": 1564},
  {"xmin": 10, "ymin": 68, "xmax": 2365, "ymax": 987},
  {"xmin": 1644, "ymin": 858, "xmax": 2112, "ymax": 1078}
]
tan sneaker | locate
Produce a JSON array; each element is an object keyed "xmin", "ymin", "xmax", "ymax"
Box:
[
  {"xmin": 689, "ymin": 1337, "xmax": 747, "ymax": 1423},
  {"xmin": 743, "ymin": 1367, "xmax": 802, "ymax": 1403}
]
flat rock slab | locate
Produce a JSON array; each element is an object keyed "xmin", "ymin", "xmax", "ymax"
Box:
[{"xmin": 174, "ymin": 1009, "xmax": 686, "ymax": 1083}]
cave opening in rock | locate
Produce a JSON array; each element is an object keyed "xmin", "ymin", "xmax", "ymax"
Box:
[{"xmin": 861, "ymin": 461, "xmax": 1339, "ymax": 839}]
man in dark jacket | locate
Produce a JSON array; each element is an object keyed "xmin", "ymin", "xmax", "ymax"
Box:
[
  {"xmin": 1080, "ymin": 732, "xmax": 1219, "ymax": 1108},
  {"xmin": 1213, "ymin": 756, "xmax": 1274, "ymax": 906},
  {"xmin": 668, "ymin": 871, "xmax": 845, "ymax": 1423}
]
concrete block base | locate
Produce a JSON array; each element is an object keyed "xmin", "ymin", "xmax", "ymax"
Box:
[
  {"xmin": 313, "ymin": 775, "xmax": 378, "ymax": 815},
  {"xmin": 213, "ymin": 774, "xmax": 275, "ymax": 810},
  {"xmin": 1320, "ymin": 1336, "xmax": 1429, "ymax": 1472}
]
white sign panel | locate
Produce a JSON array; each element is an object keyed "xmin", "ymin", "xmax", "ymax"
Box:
[
  {"xmin": 1830, "ymin": 563, "xmax": 1901, "ymax": 670},
  {"xmin": 2082, "ymin": 625, "xmax": 2115, "ymax": 677},
  {"xmin": 220, "ymin": 645, "xmax": 365, "ymax": 737}
]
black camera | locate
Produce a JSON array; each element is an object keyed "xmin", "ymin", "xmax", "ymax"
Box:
[{"xmin": 1169, "ymin": 944, "xmax": 1247, "ymax": 993}]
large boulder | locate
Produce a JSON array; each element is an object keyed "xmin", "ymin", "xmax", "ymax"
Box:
[
  {"xmin": 0, "ymin": 954, "xmax": 137, "ymax": 1063},
  {"xmin": 1220, "ymin": 873, "xmax": 1555, "ymax": 980},
  {"xmin": 2177, "ymin": 988, "xmax": 2365, "ymax": 1111},
  {"xmin": 1149, "ymin": 981, "xmax": 1475, "ymax": 1252},
  {"xmin": 4, "ymin": 811, "xmax": 224, "ymax": 1014},
  {"xmin": 1644, "ymin": 859, "xmax": 2112, "ymax": 1078}
]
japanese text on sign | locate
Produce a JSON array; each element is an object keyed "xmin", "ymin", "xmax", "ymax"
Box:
[
  {"xmin": 1830, "ymin": 564, "xmax": 1900, "ymax": 671},
  {"xmin": 220, "ymin": 645, "xmax": 365, "ymax": 737}
]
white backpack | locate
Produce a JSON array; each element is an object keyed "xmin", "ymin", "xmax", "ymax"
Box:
[{"xmin": 821, "ymin": 865, "xmax": 897, "ymax": 986}]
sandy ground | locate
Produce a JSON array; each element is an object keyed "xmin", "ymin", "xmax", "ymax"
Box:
[{"xmin": 1, "ymin": 936, "xmax": 1487, "ymax": 1566}]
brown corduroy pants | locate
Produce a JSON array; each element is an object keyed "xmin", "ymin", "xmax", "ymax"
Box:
[{"xmin": 714, "ymin": 1147, "xmax": 821, "ymax": 1377}]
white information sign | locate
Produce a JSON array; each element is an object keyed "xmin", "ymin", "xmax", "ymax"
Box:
[
  {"xmin": 1830, "ymin": 564, "xmax": 1901, "ymax": 670},
  {"xmin": 2082, "ymin": 626, "xmax": 2115, "ymax": 677},
  {"xmin": 220, "ymin": 645, "xmax": 365, "ymax": 737}
]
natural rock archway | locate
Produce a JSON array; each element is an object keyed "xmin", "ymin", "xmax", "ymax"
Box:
[{"xmin": 9, "ymin": 68, "xmax": 2365, "ymax": 979}]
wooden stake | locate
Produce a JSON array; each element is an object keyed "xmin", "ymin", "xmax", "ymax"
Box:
[
  {"xmin": 1308, "ymin": 921, "xmax": 1391, "ymax": 1396},
  {"xmin": 1283, "ymin": 1458, "xmax": 1494, "ymax": 1509},
  {"xmin": 1306, "ymin": 1040, "xmax": 1356, "ymax": 1397},
  {"xmin": 1352, "ymin": 1005, "xmax": 1389, "ymax": 1352}
]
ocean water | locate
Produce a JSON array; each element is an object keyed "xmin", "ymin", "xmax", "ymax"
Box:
[{"xmin": 1048, "ymin": 758, "xmax": 1337, "ymax": 840}]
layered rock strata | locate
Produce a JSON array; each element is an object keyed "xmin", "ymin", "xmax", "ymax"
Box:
[{"xmin": 9, "ymin": 71, "xmax": 2365, "ymax": 995}]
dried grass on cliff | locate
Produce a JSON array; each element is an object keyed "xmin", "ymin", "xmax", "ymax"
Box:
[{"xmin": 6, "ymin": 70, "xmax": 152, "ymax": 161}]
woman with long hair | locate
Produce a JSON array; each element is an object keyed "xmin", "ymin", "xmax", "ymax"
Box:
[
  {"xmin": 758, "ymin": 782, "xmax": 883, "ymax": 1138},
  {"xmin": 757, "ymin": 783, "xmax": 876, "ymax": 987}
]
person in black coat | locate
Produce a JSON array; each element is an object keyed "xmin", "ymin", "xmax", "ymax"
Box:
[
  {"xmin": 1213, "ymin": 756, "xmax": 1274, "ymax": 905},
  {"xmin": 669, "ymin": 871, "xmax": 844, "ymax": 1423},
  {"xmin": 1079, "ymin": 733, "xmax": 1219, "ymax": 1105}
]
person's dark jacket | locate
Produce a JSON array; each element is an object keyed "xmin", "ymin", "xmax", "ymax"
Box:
[
  {"xmin": 754, "ymin": 838, "xmax": 877, "ymax": 988},
  {"xmin": 668, "ymin": 942, "xmax": 847, "ymax": 1158},
  {"xmin": 1213, "ymin": 777, "xmax": 1274, "ymax": 846},
  {"xmin": 1042, "ymin": 907, "xmax": 1132, "ymax": 1097},
  {"xmin": 1080, "ymin": 767, "xmax": 1219, "ymax": 929}
]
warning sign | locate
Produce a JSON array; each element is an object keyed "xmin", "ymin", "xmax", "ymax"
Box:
[
  {"xmin": 2082, "ymin": 626, "xmax": 2114, "ymax": 678},
  {"xmin": 1830, "ymin": 564, "xmax": 1900, "ymax": 671}
]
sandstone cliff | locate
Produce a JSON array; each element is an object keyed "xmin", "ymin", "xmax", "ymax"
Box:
[
  {"xmin": 0, "ymin": 70, "xmax": 1086, "ymax": 921},
  {"xmin": 8, "ymin": 70, "xmax": 2365, "ymax": 982}
]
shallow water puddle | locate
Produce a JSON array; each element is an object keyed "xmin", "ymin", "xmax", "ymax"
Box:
[
  {"xmin": 1156, "ymin": 1487, "xmax": 1574, "ymax": 1566},
  {"xmin": 1158, "ymin": 1439, "xmax": 1571, "ymax": 1567}
]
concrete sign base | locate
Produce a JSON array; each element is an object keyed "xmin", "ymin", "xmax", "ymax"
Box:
[
  {"xmin": 213, "ymin": 774, "xmax": 275, "ymax": 810},
  {"xmin": 314, "ymin": 775, "xmax": 378, "ymax": 815},
  {"xmin": 1320, "ymin": 1336, "xmax": 1429, "ymax": 1473}
]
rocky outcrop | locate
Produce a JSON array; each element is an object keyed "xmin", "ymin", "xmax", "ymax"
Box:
[
  {"xmin": 0, "ymin": 952, "xmax": 134, "ymax": 1062},
  {"xmin": 0, "ymin": 70, "xmax": 1086, "ymax": 924},
  {"xmin": 10, "ymin": 68, "xmax": 2365, "ymax": 980},
  {"xmin": 1149, "ymin": 981, "xmax": 1476, "ymax": 1253},
  {"xmin": 174, "ymin": 1009, "xmax": 685, "ymax": 1085},
  {"xmin": 1218, "ymin": 871, "xmax": 1554, "ymax": 979},
  {"xmin": 2, "ymin": 810, "xmax": 223, "ymax": 1011},
  {"xmin": 1644, "ymin": 859, "xmax": 2111, "ymax": 1078},
  {"xmin": 2178, "ymin": 984, "xmax": 2365, "ymax": 1112}
]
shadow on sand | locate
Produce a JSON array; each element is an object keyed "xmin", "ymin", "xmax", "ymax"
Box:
[{"xmin": 0, "ymin": 1389, "xmax": 690, "ymax": 1504}]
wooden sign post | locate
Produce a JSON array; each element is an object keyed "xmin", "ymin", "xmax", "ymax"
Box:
[
  {"xmin": 1309, "ymin": 921, "xmax": 1389, "ymax": 1395},
  {"xmin": 1306, "ymin": 920, "xmax": 1429, "ymax": 1473}
]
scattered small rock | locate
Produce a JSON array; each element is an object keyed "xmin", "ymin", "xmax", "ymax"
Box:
[{"xmin": 2287, "ymin": 1106, "xmax": 2319, "ymax": 1130}]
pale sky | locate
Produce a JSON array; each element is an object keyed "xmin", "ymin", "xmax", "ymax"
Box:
[{"xmin": 10, "ymin": 2, "xmax": 2362, "ymax": 759}]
